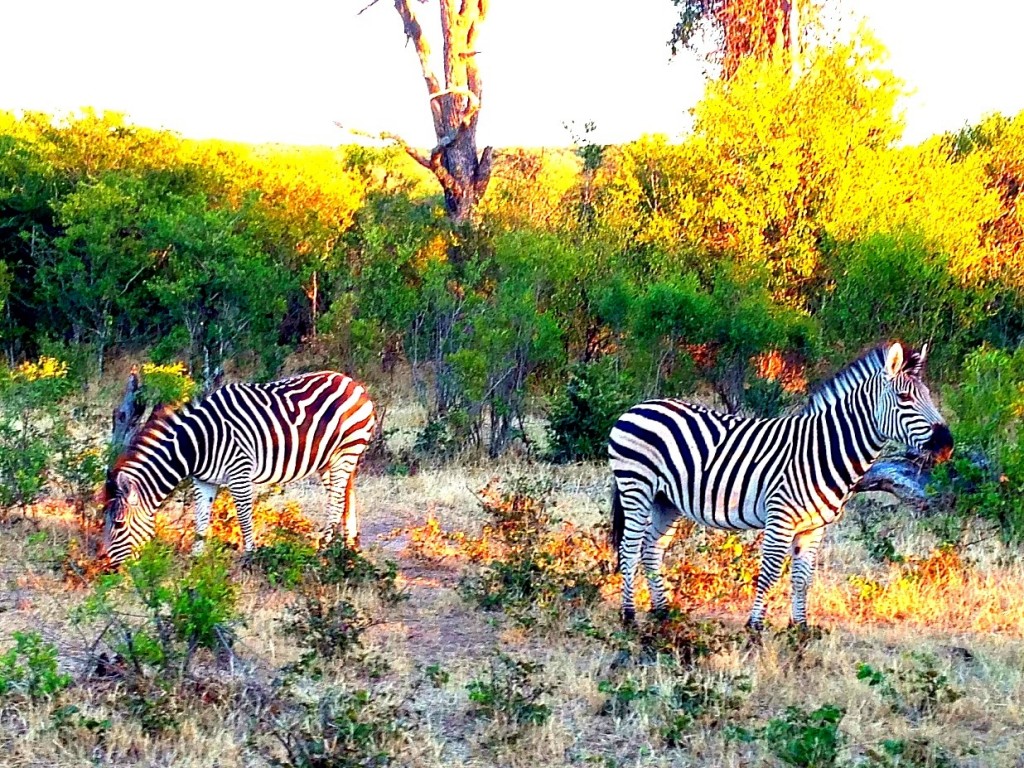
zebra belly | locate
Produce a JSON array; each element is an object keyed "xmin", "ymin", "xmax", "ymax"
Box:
[{"xmin": 686, "ymin": 492, "xmax": 766, "ymax": 531}]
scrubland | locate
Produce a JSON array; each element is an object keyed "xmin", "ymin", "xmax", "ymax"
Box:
[{"xmin": 1, "ymin": 404, "xmax": 1022, "ymax": 768}]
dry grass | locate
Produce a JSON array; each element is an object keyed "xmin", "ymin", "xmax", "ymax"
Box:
[{"xmin": 2, "ymin": 439, "xmax": 1024, "ymax": 767}]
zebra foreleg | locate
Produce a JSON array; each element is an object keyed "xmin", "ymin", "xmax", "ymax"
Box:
[
  {"xmin": 191, "ymin": 479, "xmax": 218, "ymax": 555},
  {"xmin": 747, "ymin": 521, "xmax": 796, "ymax": 631},
  {"xmin": 790, "ymin": 526, "xmax": 825, "ymax": 627}
]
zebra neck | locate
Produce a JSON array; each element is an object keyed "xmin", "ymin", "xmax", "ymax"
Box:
[
  {"xmin": 823, "ymin": 378, "xmax": 889, "ymax": 489},
  {"xmin": 124, "ymin": 411, "xmax": 199, "ymax": 512}
]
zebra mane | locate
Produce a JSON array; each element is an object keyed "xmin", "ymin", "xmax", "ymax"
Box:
[
  {"xmin": 106, "ymin": 403, "xmax": 189, "ymax": 496},
  {"xmin": 800, "ymin": 342, "xmax": 923, "ymax": 415}
]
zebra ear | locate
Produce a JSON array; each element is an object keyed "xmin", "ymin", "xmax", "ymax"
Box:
[
  {"xmin": 885, "ymin": 342, "xmax": 904, "ymax": 379},
  {"xmin": 920, "ymin": 343, "xmax": 929, "ymax": 366}
]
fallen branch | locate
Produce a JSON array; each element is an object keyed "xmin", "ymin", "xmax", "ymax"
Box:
[{"xmin": 853, "ymin": 453, "xmax": 932, "ymax": 511}]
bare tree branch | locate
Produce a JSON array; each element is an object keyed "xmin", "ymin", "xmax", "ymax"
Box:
[
  {"xmin": 393, "ymin": 0, "xmax": 443, "ymax": 129},
  {"xmin": 333, "ymin": 122, "xmax": 433, "ymax": 169}
]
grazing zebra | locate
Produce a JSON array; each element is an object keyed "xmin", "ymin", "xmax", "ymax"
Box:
[
  {"xmin": 100, "ymin": 371, "xmax": 376, "ymax": 567},
  {"xmin": 608, "ymin": 342, "xmax": 953, "ymax": 629}
]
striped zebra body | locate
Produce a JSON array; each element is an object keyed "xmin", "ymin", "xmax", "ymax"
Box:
[
  {"xmin": 101, "ymin": 371, "xmax": 376, "ymax": 567},
  {"xmin": 609, "ymin": 342, "xmax": 953, "ymax": 628}
]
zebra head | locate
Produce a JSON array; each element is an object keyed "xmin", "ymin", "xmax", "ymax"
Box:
[
  {"xmin": 99, "ymin": 470, "xmax": 155, "ymax": 567},
  {"xmin": 875, "ymin": 342, "xmax": 953, "ymax": 462}
]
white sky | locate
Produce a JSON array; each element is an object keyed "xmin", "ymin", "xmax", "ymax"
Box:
[{"xmin": 2, "ymin": 1, "xmax": 1022, "ymax": 148}]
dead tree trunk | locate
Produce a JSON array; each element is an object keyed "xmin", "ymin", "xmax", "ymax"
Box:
[
  {"xmin": 388, "ymin": 0, "xmax": 494, "ymax": 224},
  {"xmin": 110, "ymin": 366, "xmax": 145, "ymax": 458}
]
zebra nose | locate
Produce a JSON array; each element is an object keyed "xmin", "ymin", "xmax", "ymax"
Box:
[{"xmin": 923, "ymin": 423, "xmax": 953, "ymax": 463}]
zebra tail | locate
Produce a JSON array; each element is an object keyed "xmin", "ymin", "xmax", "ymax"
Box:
[{"xmin": 610, "ymin": 481, "xmax": 624, "ymax": 568}]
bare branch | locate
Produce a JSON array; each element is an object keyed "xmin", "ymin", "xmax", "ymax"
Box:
[
  {"xmin": 393, "ymin": 0, "xmax": 443, "ymax": 128},
  {"xmin": 357, "ymin": 0, "xmax": 383, "ymax": 15},
  {"xmin": 333, "ymin": 122, "xmax": 433, "ymax": 169},
  {"xmin": 473, "ymin": 145, "xmax": 494, "ymax": 197}
]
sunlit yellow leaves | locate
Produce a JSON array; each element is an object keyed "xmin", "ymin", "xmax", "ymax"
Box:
[{"xmin": 13, "ymin": 356, "xmax": 68, "ymax": 382}]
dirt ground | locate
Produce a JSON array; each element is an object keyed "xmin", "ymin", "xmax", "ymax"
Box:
[{"xmin": 2, "ymin": 445, "xmax": 1024, "ymax": 767}]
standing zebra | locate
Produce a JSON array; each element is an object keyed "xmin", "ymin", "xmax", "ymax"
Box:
[
  {"xmin": 100, "ymin": 370, "xmax": 376, "ymax": 567},
  {"xmin": 608, "ymin": 342, "xmax": 953, "ymax": 629}
]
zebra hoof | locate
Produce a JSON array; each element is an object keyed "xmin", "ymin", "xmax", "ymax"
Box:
[
  {"xmin": 651, "ymin": 607, "xmax": 671, "ymax": 623},
  {"xmin": 745, "ymin": 618, "xmax": 765, "ymax": 634},
  {"xmin": 622, "ymin": 608, "xmax": 636, "ymax": 627}
]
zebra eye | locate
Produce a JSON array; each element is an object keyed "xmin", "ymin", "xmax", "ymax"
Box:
[{"xmin": 897, "ymin": 392, "xmax": 913, "ymax": 403}]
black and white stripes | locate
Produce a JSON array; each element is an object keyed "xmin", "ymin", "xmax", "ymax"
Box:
[
  {"xmin": 100, "ymin": 371, "xmax": 376, "ymax": 567},
  {"xmin": 608, "ymin": 342, "xmax": 953, "ymax": 628}
]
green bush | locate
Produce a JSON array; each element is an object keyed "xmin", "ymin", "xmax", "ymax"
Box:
[
  {"xmin": 251, "ymin": 530, "xmax": 320, "ymax": 588},
  {"xmin": 0, "ymin": 357, "xmax": 75, "ymax": 511},
  {"xmin": 547, "ymin": 357, "xmax": 638, "ymax": 462},
  {"xmin": 732, "ymin": 704, "xmax": 846, "ymax": 768},
  {"xmin": 263, "ymin": 688, "xmax": 404, "ymax": 768},
  {"xmin": 857, "ymin": 653, "xmax": 962, "ymax": 719},
  {"xmin": 0, "ymin": 631, "xmax": 72, "ymax": 700},
  {"xmin": 818, "ymin": 232, "xmax": 980, "ymax": 373},
  {"xmin": 466, "ymin": 654, "xmax": 552, "ymax": 745},
  {"xmin": 75, "ymin": 541, "xmax": 239, "ymax": 679},
  {"xmin": 458, "ymin": 477, "xmax": 608, "ymax": 628},
  {"xmin": 283, "ymin": 592, "xmax": 370, "ymax": 664},
  {"xmin": 930, "ymin": 345, "xmax": 1024, "ymax": 541}
]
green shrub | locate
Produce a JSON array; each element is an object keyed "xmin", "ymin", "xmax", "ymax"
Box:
[
  {"xmin": 599, "ymin": 666, "xmax": 750, "ymax": 747},
  {"xmin": 818, "ymin": 232, "xmax": 980, "ymax": 374},
  {"xmin": 251, "ymin": 530, "xmax": 320, "ymax": 588},
  {"xmin": 75, "ymin": 541, "xmax": 238, "ymax": 679},
  {"xmin": 930, "ymin": 344, "xmax": 1024, "ymax": 541},
  {"xmin": 863, "ymin": 738, "xmax": 958, "ymax": 768},
  {"xmin": 0, "ymin": 357, "xmax": 75, "ymax": 511},
  {"xmin": 314, "ymin": 539, "xmax": 404, "ymax": 606},
  {"xmin": 466, "ymin": 654, "xmax": 552, "ymax": 745},
  {"xmin": 732, "ymin": 704, "xmax": 845, "ymax": 768},
  {"xmin": 857, "ymin": 652, "xmax": 962, "ymax": 719},
  {"xmin": 458, "ymin": 477, "xmax": 608, "ymax": 628},
  {"xmin": 138, "ymin": 361, "xmax": 198, "ymax": 408},
  {"xmin": 0, "ymin": 631, "xmax": 72, "ymax": 700},
  {"xmin": 283, "ymin": 592, "xmax": 370, "ymax": 664},
  {"xmin": 547, "ymin": 357, "xmax": 638, "ymax": 462},
  {"xmin": 264, "ymin": 688, "xmax": 404, "ymax": 768}
]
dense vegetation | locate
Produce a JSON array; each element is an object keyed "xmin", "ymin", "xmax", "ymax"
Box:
[{"xmin": 1, "ymin": 31, "xmax": 1023, "ymax": 517}]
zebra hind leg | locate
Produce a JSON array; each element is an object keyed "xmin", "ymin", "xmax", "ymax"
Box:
[
  {"xmin": 226, "ymin": 478, "xmax": 257, "ymax": 555},
  {"xmin": 642, "ymin": 495, "xmax": 679, "ymax": 622},
  {"xmin": 613, "ymin": 478, "xmax": 653, "ymax": 627},
  {"xmin": 746, "ymin": 518, "xmax": 796, "ymax": 631},
  {"xmin": 320, "ymin": 452, "xmax": 360, "ymax": 547}
]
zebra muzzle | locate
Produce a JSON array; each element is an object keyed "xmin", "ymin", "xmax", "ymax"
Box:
[{"xmin": 923, "ymin": 423, "xmax": 954, "ymax": 463}]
